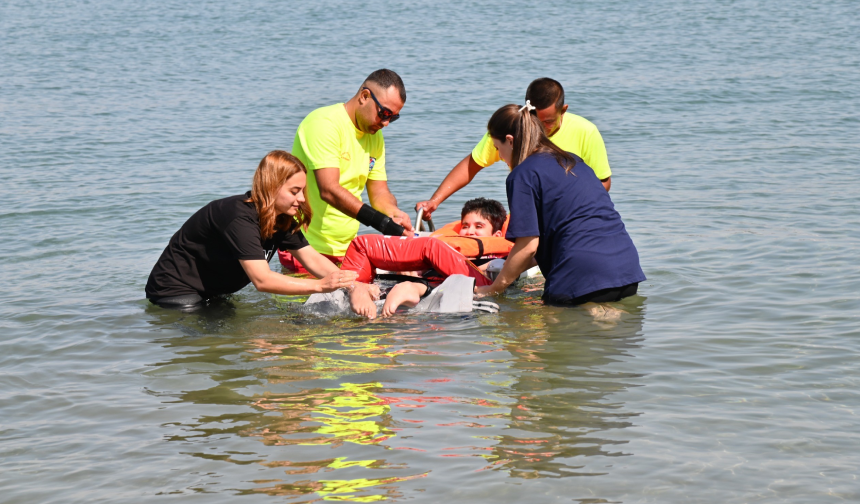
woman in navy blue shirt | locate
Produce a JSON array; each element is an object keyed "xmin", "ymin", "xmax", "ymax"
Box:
[{"xmin": 475, "ymin": 103, "xmax": 645, "ymax": 305}]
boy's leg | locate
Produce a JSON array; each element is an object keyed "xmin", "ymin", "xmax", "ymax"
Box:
[
  {"xmin": 341, "ymin": 235, "xmax": 492, "ymax": 286},
  {"xmin": 341, "ymin": 235, "xmax": 434, "ymax": 281},
  {"xmin": 341, "ymin": 236, "xmax": 385, "ymax": 283},
  {"xmin": 381, "ymin": 282, "xmax": 429, "ymax": 317},
  {"xmin": 420, "ymin": 238, "xmax": 494, "ymax": 287}
]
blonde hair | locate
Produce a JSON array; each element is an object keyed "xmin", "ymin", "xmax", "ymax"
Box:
[
  {"xmin": 246, "ymin": 150, "xmax": 312, "ymax": 239},
  {"xmin": 487, "ymin": 104, "xmax": 577, "ymax": 172}
]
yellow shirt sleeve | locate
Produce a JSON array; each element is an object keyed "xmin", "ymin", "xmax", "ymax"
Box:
[
  {"xmin": 470, "ymin": 132, "xmax": 501, "ymax": 167},
  {"xmin": 293, "ymin": 111, "xmax": 342, "ymax": 171},
  {"xmin": 580, "ymin": 127, "xmax": 611, "ymax": 180}
]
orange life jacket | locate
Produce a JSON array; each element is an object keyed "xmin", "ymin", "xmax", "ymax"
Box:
[{"xmin": 431, "ymin": 217, "xmax": 513, "ymax": 259}]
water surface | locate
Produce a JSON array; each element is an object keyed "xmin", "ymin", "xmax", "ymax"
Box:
[{"xmin": 1, "ymin": 0, "xmax": 859, "ymax": 502}]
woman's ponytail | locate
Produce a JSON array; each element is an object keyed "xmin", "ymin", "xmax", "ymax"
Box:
[
  {"xmin": 512, "ymin": 101, "xmax": 545, "ymax": 167},
  {"xmin": 488, "ymin": 103, "xmax": 578, "ymax": 172}
]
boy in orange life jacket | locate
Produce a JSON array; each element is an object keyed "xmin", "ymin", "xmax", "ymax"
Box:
[{"xmin": 344, "ymin": 198, "xmax": 509, "ymax": 318}]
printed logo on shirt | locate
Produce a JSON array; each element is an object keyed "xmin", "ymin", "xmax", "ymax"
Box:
[
  {"xmin": 341, "ymin": 152, "xmax": 351, "ymax": 162},
  {"xmin": 369, "ymin": 157, "xmax": 376, "ymax": 171}
]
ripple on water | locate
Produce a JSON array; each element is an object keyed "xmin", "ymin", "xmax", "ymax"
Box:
[{"xmin": 2, "ymin": 0, "xmax": 860, "ymax": 502}]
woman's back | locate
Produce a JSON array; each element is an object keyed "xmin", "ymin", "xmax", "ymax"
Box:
[{"xmin": 505, "ymin": 151, "xmax": 645, "ymax": 302}]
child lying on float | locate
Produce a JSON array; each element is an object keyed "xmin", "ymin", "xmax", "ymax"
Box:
[{"xmin": 341, "ymin": 198, "xmax": 516, "ymax": 318}]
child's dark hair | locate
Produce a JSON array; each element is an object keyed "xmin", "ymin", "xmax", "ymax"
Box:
[{"xmin": 461, "ymin": 198, "xmax": 507, "ymax": 233}]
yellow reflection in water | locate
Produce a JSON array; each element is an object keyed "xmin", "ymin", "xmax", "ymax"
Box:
[
  {"xmin": 250, "ymin": 470, "xmax": 429, "ymax": 501},
  {"xmin": 152, "ymin": 294, "xmax": 645, "ymax": 497},
  {"xmin": 248, "ymin": 330, "xmax": 399, "ymax": 382},
  {"xmin": 309, "ymin": 382, "xmax": 395, "ymax": 445},
  {"xmin": 244, "ymin": 332, "xmax": 411, "ymax": 501},
  {"xmin": 154, "ymin": 317, "xmax": 421, "ymax": 500},
  {"xmin": 247, "ymin": 381, "xmax": 395, "ymax": 448}
]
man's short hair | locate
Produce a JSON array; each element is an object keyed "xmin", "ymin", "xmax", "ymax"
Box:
[
  {"xmin": 525, "ymin": 77, "xmax": 565, "ymax": 111},
  {"xmin": 461, "ymin": 198, "xmax": 507, "ymax": 233},
  {"xmin": 364, "ymin": 69, "xmax": 406, "ymax": 102}
]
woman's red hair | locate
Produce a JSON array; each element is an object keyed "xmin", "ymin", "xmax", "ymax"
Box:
[{"xmin": 247, "ymin": 150, "xmax": 312, "ymax": 239}]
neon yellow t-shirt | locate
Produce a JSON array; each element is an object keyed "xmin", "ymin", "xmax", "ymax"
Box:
[
  {"xmin": 292, "ymin": 103, "xmax": 387, "ymax": 256},
  {"xmin": 471, "ymin": 112, "xmax": 612, "ymax": 180}
]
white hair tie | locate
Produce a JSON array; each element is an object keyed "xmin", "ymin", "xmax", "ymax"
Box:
[{"xmin": 519, "ymin": 100, "xmax": 536, "ymax": 113}]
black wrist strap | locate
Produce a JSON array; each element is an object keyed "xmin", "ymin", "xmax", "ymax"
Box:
[{"xmin": 356, "ymin": 204, "xmax": 405, "ymax": 236}]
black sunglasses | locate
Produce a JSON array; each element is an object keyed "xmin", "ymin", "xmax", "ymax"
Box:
[{"xmin": 363, "ymin": 87, "xmax": 400, "ymax": 123}]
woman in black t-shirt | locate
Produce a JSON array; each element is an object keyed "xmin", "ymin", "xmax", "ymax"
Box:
[{"xmin": 146, "ymin": 150, "xmax": 359, "ymax": 309}]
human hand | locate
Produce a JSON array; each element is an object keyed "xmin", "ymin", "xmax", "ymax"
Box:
[
  {"xmin": 414, "ymin": 200, "xmax": 439, "ymax": 220},
  {"xmin": 366, "ymin": 283, "xmax": 381, "ymax": 300},
  {"xmin": 474, "ymin": 284, "xmax": 497, "ymax": 298},
  {"xmin": 391, "ymin": 209, "xmax": 413, "ymax": 233},
  {"xmin": 319, "ymin": 270, "xmax": 358, "ymax": 293}
]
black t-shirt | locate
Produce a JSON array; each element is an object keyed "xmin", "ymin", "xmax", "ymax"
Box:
[{"xmin": 145, "ymin": 192, "xmax": 309, "ymax": 299}]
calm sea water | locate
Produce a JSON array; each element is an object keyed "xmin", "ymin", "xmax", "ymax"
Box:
[{"xmin": 2, "ymin": 0, "xmax": 859, "ymax": 502}]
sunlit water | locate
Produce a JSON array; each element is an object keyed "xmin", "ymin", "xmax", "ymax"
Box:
[{"xmin": 1, "ymin": 0, "xmax": 859, "ymax": 502}]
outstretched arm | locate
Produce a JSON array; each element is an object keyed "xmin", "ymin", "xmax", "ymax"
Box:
[
  {"xmin": 314, "ymin": 168, "xmax": 365, "ymax": 217},
  {"xmin": 240, "ymin": 258, "xmax": 356, "ymax": 295},
  {"xmin": 475, "ymin": 236, "xmax": 539, "ymax": 296},
  {"xmin": 414, "ymin": 154, "xmax": 484, "ymax": 219},
  {"xmin": 290, "ymin": 244, "xmax": 340, "ymax": 278},
  {"xmin": 366, "ymin": 179, "xmax": 413, "ymax": 233}
]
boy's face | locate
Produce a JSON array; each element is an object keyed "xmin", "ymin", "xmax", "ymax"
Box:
[{"xmin": 459, "ymin": 212, "xmax": 503, "ymax": 238}]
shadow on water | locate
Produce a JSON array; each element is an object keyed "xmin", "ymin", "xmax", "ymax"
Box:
[{"xmin": 143, "ymin": 291, "xmax": 646, "ymax": 501}]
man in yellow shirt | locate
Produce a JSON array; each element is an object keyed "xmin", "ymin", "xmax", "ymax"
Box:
[
  {"xmin": 279, "ymin": 69, "xmax": 413, "ymax": 272},
  {"xmin": 415, "ymin": 78, "xmax": 613, "ymax": 220}
]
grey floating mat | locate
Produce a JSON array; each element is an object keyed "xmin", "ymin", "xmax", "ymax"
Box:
[
  {"xmin": 301, "ymin": 288, "xmax": 375, "ymax": 317},
  {"xmin": 300, "ymin": 274, "xmax": 498, "ymax": 317},
  {"xmin": 412, "ymin": 274, "xmax": 476, "ymax": 313}
]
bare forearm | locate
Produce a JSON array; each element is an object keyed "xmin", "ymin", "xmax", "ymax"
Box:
[
  {"xmin": 241, "ymin": 258, "xmax": 355, "ymax": 295},
  {"xmin": 320, "ymin": 184, "xmax": 364, "ymax": 217},
  {"xmin": 482, "ymin": 237, "xmax": 539, "ymax": 295},
  {"xmin": 366, "ymin": 180, "xmax": 412, "ymax": 232},
  {"xmin": 429, "ymin": 154, "xmax": 482, "ymax": 205},
  {"xmin": 315, "ymin": 168, "xmax": 364, "ymax": 217},
  {"xmin": 291, "ymin": 246, "xmax": 340, "ymax": 278},
  {"xmin": 369, "ymin": 189, "xmax": 399, "ymax": 215},
  {"xmin": 364, "ymin": 178, "xmax": 401, "ymax": 215},
  {"xmin": 254, "ymin": 270, "xmax": 326, "ymax": 295}
]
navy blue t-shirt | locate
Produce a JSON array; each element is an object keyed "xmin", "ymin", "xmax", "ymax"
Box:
[{"xmin": 505, "ymin": 151, "xmax": 645, "ymax": 301}]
